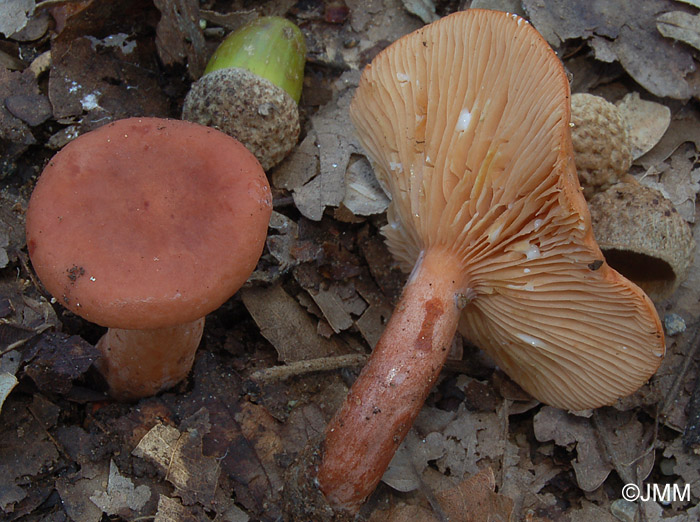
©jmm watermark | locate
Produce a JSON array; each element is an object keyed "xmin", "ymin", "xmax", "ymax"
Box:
[{"xmin": 622, "ymin": 483, "xmax": 691, "ymax": 504}]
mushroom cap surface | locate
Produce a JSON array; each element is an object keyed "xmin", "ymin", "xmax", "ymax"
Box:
[
  {"xmin": 350, "ymin": 9, "xmax": 664, "ymax": 410},
  {"xmin": 26, "ymin": 117, "xmax": 272, "ymax": 330}
]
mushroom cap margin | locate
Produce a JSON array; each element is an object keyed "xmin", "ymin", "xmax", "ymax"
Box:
[{"xmin": 26, "ymin": 117, "xmax": 272, "ymax": 330}]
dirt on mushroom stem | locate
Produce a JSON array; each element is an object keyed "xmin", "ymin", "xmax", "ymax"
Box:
[{"xmin": 316, "ymin": 246, "xmax": 469, "ymax": 511}]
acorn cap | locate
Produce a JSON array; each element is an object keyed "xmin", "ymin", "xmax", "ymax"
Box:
[
  {"xmin": 588, "ymin": 182, "xmax": 695, "ymax": 301},
  {"xmin": 182, "ymin": 68, "xmax": 299, "ymax": 171},
  {"xmin": 350, "ymin": 9, "xmax": 664, "ymax": 410},
  {"xmin": 570, "ymin": 93, "xmax": 632, "ymax": 199},
  {"xmin": 26, "ymin": 117, "xmax": 272, "ymax": 330}
]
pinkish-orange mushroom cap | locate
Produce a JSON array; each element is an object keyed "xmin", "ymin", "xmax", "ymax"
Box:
[{"xmin": 26, "ymin": 117, "xmax": 272, "ymax": 330}]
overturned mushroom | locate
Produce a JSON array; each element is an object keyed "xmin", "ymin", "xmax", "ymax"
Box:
[{"xmin": 317, "ymin": 10, "xmax": 665, "ymax": 512}]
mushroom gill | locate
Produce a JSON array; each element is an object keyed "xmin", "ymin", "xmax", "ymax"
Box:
[
  {"xmin": 318, "ymin": 9, "xmax": 665, "ymax": 513},
  {"xmin": 350, "ymin": 10, "xmax": 664, "ymax": 411}
]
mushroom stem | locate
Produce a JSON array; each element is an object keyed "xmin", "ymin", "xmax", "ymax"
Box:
[
  {"xmin": 95, "ymin": 318, "xmax": 205, "ymax": 400},
  {"xmin": 317, "ymin": 248, "xmax": 467, "ymax": 512}
]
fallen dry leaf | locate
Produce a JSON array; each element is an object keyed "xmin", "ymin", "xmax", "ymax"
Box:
[
  {"xmin": 657, "ymin": 10, "xmax": 700, "ymax": 51},
  {"xmin": 341, "ymin": 155, "xmax": 390, "ymax": 217},
  {"xmin": 534, "ymin": 406, "xmax": 655, "ymax": 492},
  {"xmin": 49, "ymin": 25, "xmax": 169, "ymax": 132},
  {"xmin": 0, "ymin": 0, "xmax": 35, "ymax": 37},
  {"xmin": 284, "ymin": 71, "xmax": 363, "ymax": 220},
  {"xmin": 23, "ymin": 331, "xmax": 100, "ymax": 395},
  {"xmin": 616, "ymin": 92, "xmax": 671, "ymax": 160},
  {"xmin": 533, "ymin": 406, "xmax": 611, "ymax": 491},
  {"xmin": 56, "ymin": 461, "xmax": 107, "ymax": 522},
  {"xmin": 382, "ymin": 430, "xmax": 445, "ymax": 493},
  {"xmin": 434, "ymin": 467, "xmax": 514, "ymax": 522},
  {"xmin": 132, "ymin": 422, "xmax": 182, "ymax": 472},
  {"xmin": 241, "ymin": 283, "xmax": 347, "ymax": 362},
  {"xmin": 638, "ymin": 142, "xmax": 700, "ymax": 222},
  {"xmin": 166, "ymin": 424, "xmax": 221, "ymax": 506},
  {"xmin": 89, "ymin": 460, "xmax": 152, "ymax": 516},
  {"xmin": 153, "ymin": 0, "xmax": 207, "ymax": 79},
  {"xmin": 523, "ymin": 0, "xmax": 700, "ymax": 99}
]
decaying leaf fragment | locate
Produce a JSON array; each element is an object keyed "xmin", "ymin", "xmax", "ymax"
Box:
[
  {"xmin": 89, "ymin": 460, "xmax": 151, "ymax": 515},
  {"xmin": 616, "ymin": 92, "xmax": 671, "ymax": 160},
  {"xmin": 523, "ymin": 0, "xmax": 699, "ymax": 99},
  {"xmin": 657, "ymin": 11, "xmax": 700, "ymax": 52},
  {"xmin": 132, "ymin": 419, "xmax": 221, "ymax": 506},
  {"xmin": 241, "ymin": 284, "xmax": 345, "ymax": 362}
]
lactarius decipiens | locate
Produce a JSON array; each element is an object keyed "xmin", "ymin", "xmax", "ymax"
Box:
[
  {"xmin": 26, "ymin": 118, "xmax": 272, "ymax": 400},
  {"xmin": 317, "ymin": 10, "xmax": 665, "ymax": 512}
]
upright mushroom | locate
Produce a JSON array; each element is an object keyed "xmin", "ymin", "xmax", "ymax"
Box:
[
  {"xmin": 317, "ymin": 10, "xmax": 665, "ymax": 512},
  {"xmin": 26, "ymin": 117, "xmax": 272, "ymax": 400}
]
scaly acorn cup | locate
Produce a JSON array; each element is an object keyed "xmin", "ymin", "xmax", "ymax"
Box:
[{"xmin": 183, "ymin": 16, "xmax": 306, "ymax": 170}]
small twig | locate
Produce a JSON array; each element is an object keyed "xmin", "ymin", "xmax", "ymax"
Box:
[{"xmin": 249, "ymin": 353, "xmax": 368, "ymax": 383}]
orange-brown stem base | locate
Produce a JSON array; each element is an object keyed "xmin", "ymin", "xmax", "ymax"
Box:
[
  {"xmin": 95, "ymin": 318, "xmax": 205, "ymax": 400},
  {"xmin": 317, "ymin": 249, "xmax": 466, "ymax": 512}
]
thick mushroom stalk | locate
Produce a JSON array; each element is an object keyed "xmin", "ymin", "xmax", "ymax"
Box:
[
  {"xmin": 318, "ymin": 249, "xmax": 467, "ymax": 508},
  {"xmin": 317, "ymin": 9, "xmax": 665, "ymax": 512},
  {"xmin": 95, "ymin": 319, "xmax": 204, "ymax": 400},
  {"xmin": 26, "ymin": 118, "xmax": 271, "ymax": 400}
]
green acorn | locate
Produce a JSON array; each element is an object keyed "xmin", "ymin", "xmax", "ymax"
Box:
[{"xmin": 183, "ymin": 17, "xmax": 307, "ymax": 170}]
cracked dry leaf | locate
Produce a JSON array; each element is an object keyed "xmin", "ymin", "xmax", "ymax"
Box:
[
  {"xmin": 341, "ymin": 155, "xmax": 390, "ymax": 217},
  {"xmin": 663, "ymin": 438, "xmax": 700, "ymax": 498},
  {"xmin": 658, "ymin": 10, "xmax": 700, "ymax": 51},
  {"xmin": 290, "ymin": 71, "xmax": 362, "ymax": 220},
  {"xmin": 616, "ymin": 92, "xmax": 671, "ymax": 160},
  {"xmin": 534, "ymin": 407, "xmax": 655, "ymax": 492},
  {"xmin": 166, "ymin": 427, "xmax": 221, "ymax": 506},
  {"xmin": 382, "ymin": 431, "xmax": 445, "ymax": 492},
  {"xmin": 523, "ymin": 0, "xmax": 699, "ymax": 99},
  {"xmin": 307, "ymin": 286, "xmax": 354, "ymax": 333},
  {"xmin": 533, "ymin": 406, "xmax": 610, "ymax": 491},
  {"xmin": 411, "ymin": 404, "xmax": 506, "ymax": 479},
  {"xmin": 435, "ymin": 467, "xmax": 514, "ymax": 522},
  {"xmin": 89, "ymin": 460, "xmax": 151, "ymax": 515},
  {"xmin": 241, "ymin": 283, "xmax": 345, "ymax": 362},
  {"xmin": 132, "ymin": 423, "xmax": 181, "ymax": 472},
  {"xmin": 154, "ymin": 495, "xmax": 196, "ymax": 522},
  {"xmin": 56, "ymin": 461, "xmax": 107, "ymax": 522},
  {"xmin": 639, "ymin": 143, "xmax": 700, "ymax": 223}
]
